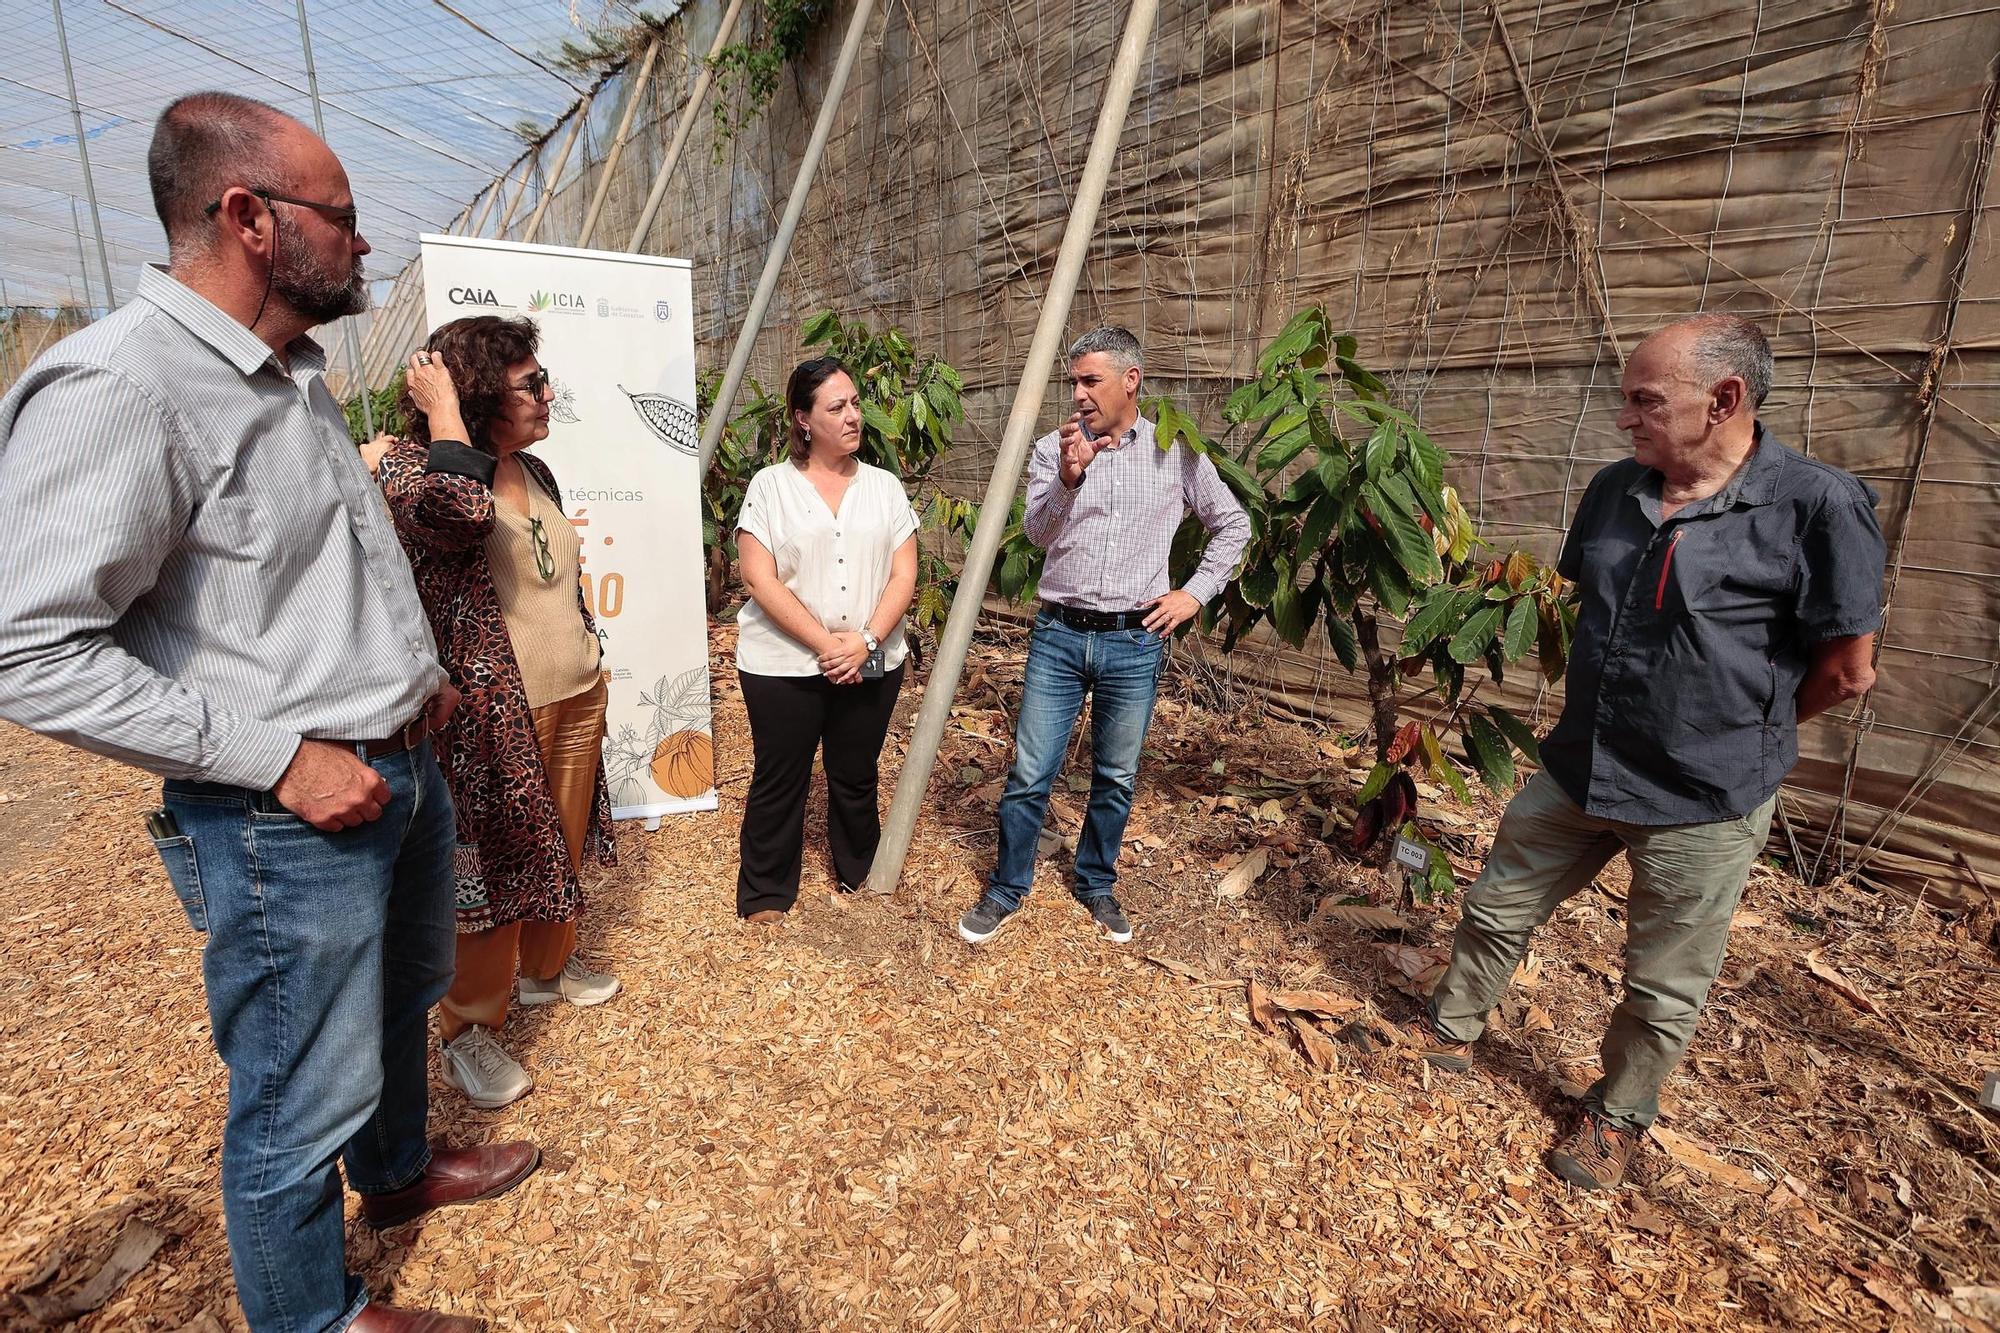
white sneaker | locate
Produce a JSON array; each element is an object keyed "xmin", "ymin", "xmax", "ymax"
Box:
[
  {"xmin": 440, "ymin": 1027, "xmax": 533, "ymax": 1110},
  {"xmin": 517, "ymin": 956, "xmax": 621, "ymax": 1008}
]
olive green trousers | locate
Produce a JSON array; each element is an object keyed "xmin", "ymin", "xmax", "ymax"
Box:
[{"xmin": 1429, "ymin": 772, "xmax": 1775, "ymax": 1130}]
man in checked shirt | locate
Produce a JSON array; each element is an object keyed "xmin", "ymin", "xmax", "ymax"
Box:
[{"xmin": 959, "ymin": 327, "xmax": 1249, "ymax": 946}]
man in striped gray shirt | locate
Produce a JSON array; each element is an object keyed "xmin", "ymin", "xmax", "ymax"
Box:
[
  {"xmin": 0, "ymin": 94, "xmax": 533, "ymax": 1333},
  {"xmin": 959, "ymin": 327, "xmax": 1250, "ymax": 947}
]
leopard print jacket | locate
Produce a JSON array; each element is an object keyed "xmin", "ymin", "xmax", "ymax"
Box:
[{"xmin": 379, "ymin": 441, "xmax": 617, "ymax": 932}]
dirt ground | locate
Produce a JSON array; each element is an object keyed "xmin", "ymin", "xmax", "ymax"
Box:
[{"xmin": 2, "ymin": 624, "xmax": 1997, "ymax": 1331}]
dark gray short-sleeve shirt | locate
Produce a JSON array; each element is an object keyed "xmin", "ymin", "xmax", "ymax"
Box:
[{"xmin": 1541, "ymin": 425, "xmax": 1886, "ymax": 825}]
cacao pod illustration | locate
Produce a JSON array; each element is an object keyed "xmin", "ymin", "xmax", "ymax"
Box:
[
  {"xmin": 651, "ymin": 729, "xmax": 714, "ymax": 797},
  {"xmin": 618, "ymin": 385, "xmax": 698, "ymax": 455}
]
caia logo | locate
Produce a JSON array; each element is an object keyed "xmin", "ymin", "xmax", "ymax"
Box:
[
  {"xmin": 528, "ymin": 290, "xmax": 585, "ymax": 312},
  {"xmin": 448, "ymin": 286, "xmax": 498, "ymax": 306}
]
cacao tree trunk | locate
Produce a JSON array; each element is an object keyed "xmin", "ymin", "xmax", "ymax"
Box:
[{"xmin": 1353, "ymin": 606, "xmax": 1400, "ymax": 762}]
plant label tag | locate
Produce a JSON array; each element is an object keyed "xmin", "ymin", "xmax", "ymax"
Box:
[
  {"xmin": 1982, "ymin": 1070, "xmax": 2000, "ymax": 1112},
  {"xmin": 1393, "ymin": 836, "xmax": 1430, "ymax": 873}
]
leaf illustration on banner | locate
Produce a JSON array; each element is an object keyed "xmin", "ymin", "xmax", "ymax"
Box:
[
  {"xmin": 639, "ymin": 666, "xmax": 712, "ymax": 747},
  {"xmin": 549, "ymin": 380, "xmax": 581, "ymax": 425},
  {"xmin": 604, "ymin": 723, "xmax": 651, "ymax": 800},
  {"xmin": 618, "ymin": 384, "xmax": 698, "ymax": 455}
]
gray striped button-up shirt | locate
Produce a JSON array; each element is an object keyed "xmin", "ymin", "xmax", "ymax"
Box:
[
  {"xmin": 1026, "ymin": 414, "xmax": 1250, "ymax": 611},
  {"xmin": 0, "ymin": 266, "xmax": 445, "ymax": 790}
]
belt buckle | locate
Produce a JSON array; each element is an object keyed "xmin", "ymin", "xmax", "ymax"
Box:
[{"xmin": 399, "ymin": 713, "xmax": 424, "ymax": 751}]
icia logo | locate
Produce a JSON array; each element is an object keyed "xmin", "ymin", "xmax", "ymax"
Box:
[
  {"xmin": 448, "ymin": 286, "xmax": 499, "ymax": 306},
  {"xmin": 528, "ymin": 290, "xmax": 586, "ymax": 312}
]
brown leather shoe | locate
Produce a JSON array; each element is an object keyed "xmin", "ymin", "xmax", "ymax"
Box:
[
  {"xmin": 1547, "ymin": 1114, "xmax": 1641, "ymax": 1191},
  {"xmin": 360, "ymin": 1140, "xmax": 541, "ymax": 1230},
  {"xmin": 348, "ymin": 1302, "xmax": 485, "ymax": 1331}
]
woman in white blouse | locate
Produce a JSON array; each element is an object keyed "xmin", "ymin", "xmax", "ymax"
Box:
[{"xmin": 734, "ymin": 357, "xmax": 919, "ymax": 920}]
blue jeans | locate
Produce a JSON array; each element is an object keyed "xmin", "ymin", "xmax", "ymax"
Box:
[
  {"xmin": 987, "ymin": 609, "xmax": 1167, "ymax": 911},
  {"xmin": 155, "ymin": 741, "xmax": 458, "ymax": 1333}
]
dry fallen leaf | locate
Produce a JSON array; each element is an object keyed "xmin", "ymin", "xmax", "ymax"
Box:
[
  {"xmin": 1520, "ymin": 1003, "xmax": 1554, "ymax": 1036},
  {"xmin": 1510, "ymin": 953, "xmax": 1543, "ymax": 990},
  {"xmin": 1268, "ymin": 987, "xmax": 1362, "ymax": 1018},
  {"xmin": 1375, "ymin": 943, "xmax": 1452, "ymax": 995},
  {"xmin": 1625, "ymin": 1195, "xmax": 1673, "ymax": 1236},
  {"xmin": 1649, "ymin": 1125, "xmax": 1770, "ymax": 1194},
  {"xmin": 1288, "ymin": 1014, "xmax": 1342, "ymax": 1072},
  {"xmin": 1216, "ymin": 847, "xmax": 1270, "ymax": 899},
  {"xmin": 1142, "ymin": 955, "xmax": 1211, "ymax": 985},
  {"xmin": 1315, "ymin": 902, "xmax": 1410, "ymax": 932},
  {"xmin": 1247, "ymin": 980, "xmax": 1282, "ymax": 1033},
  {"xmin": 1800, "ymin": 950, "xmax": 1883, "ymax": 1016}
]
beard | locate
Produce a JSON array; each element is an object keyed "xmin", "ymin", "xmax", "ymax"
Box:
[{"xmin": 272, "ymin": 230, "xmax": 369, "ymax": 325}]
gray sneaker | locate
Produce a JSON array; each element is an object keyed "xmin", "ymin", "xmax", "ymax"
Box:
[
  {"xmin": 1083, "ymin": 896, "xmax": 1133, "ymax": 943},
  {"xmin": 957, "ymin": 896, "xmax": 1017, "ymax": 945},
  {"xmin": 440, "ymin": 1026, "xmax": 533, "ymax": 1110}
]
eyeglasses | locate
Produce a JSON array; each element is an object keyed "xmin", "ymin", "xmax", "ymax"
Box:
[
  {"xmin": 204, "ymin": 187, "xmax": 361, "ymax": 237},
  {"xmin": 528, "ymin": 516, "xmax": 556, "ymax": 582},
  {"xmin": 511, "ymin": 369, "xmax": 553, "ymax": 399}
]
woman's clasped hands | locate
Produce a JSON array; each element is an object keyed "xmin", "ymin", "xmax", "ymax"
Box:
[{"xmin": 818, "ymin": 629, "xmax": 870, "ymax": 685}]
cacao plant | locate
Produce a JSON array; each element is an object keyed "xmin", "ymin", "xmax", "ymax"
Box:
[{"xmin": 1153, "ymin": 306, "xmax": 1579, "ymax": 900}]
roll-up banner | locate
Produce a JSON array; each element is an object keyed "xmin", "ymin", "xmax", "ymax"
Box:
[{"xmin": 419, "ymin": 234, "xmax": 715, "ymax": 820}]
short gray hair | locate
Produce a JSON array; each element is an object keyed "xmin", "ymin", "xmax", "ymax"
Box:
[
  {"xmin": 1067, "ymin": 325, "xmax": 1143, "ymax": 374},
  {"xmin": 148, "ymin": 92, "xmax": 305, "ymax": 257},
  {"xmin": 1670, "ymin": 313, "xmax": 1774, "ymax": 408}
]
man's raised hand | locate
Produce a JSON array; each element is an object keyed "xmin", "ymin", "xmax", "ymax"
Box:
[{"xmin": 1057, "ymin": 414, "xmax": 1101, "ymax": 489}]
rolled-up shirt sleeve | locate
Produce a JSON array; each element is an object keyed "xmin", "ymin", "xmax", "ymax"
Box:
[
  {"xmin": 1795, "ymin": 487, "xmax": 1887, "ymax": 642},
  {"xmin": 0, "ymin": 365, "xmax": 300, "ymax": 787},
  {"xmin": 1180, "ymin": 449, "xmax": 1250, "ymax": 606}
]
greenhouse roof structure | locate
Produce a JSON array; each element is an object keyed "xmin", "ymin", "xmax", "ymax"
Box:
[{"xmin": 0, "ymin": 0, "xmax": 658, "ymax": 312}]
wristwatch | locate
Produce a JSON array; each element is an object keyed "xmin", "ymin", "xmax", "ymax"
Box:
[{"xmin": 860, "ymin": 627, "xmax": 880, "ymax": 654}]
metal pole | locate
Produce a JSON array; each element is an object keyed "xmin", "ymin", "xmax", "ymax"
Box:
[
  {"xmin": 866, "ymin": 0, "xmax": 1161, "ymax": 895},
  {"xmin": 292, "ymin": 0, "xmax": 374, "ymax": 435},
  {"xmin": 575, "ymin": 40, "xmax": 662, "ymax": 248},
  {"xmin": 625, "ymin": 0, "xmax": 748, "ymax": 253},
  {"xmin": 51, "ymin": 0, "xmax": 115, "ymax": 311},
  {"xmin": 522, "ymin": 96, "xmax": 591, "ymax": 246},
  {"xmin": 697, "ymin": 0, "xmax": 878, "ymax": 470},
  {"xmin": 465, "ymin": 178, "xmax": 502, "ymax": 238},
  {"xmin": 69, "ymin": 197, "xmax": 94, "ymax": 312},
  {"xmin": 494, "ymin": 152, "xmax": 536, "ymax": 238}
]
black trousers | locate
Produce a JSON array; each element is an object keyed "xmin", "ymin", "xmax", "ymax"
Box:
[{"xmin": 736, "ymin": 664, "xmax": 905, "ymax": 915}]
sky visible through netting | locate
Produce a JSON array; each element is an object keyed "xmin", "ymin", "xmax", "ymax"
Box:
[{"xmin": 0, "ymin": 0, "xmax": 663, "ymax": 312}]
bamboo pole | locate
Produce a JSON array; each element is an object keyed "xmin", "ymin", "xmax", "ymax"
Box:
[
  {"xmin": 494, "ymin": 151, "xmax": 537, "ymax": 238},
  {"xmin": 696, "ymin": 0, "xmax": 878, "ymax": 470},
  {"xmin": 464, "ymin": 177, "xmax": 502, "ymax": 238},
  {"xmin": 866, "ymin": 0, "xmax": 1160, "ymax": 895},
  {"xmin": 293, "ymin": 0, "xmax": 372, "ymax": 430},
  {"xmin": 522, "ymin": 97, "xmax": 591, "ymax": 245},
  {"xmin": 51, "ymin": 0, "xmax": 115, "ymax": 310},
  {"xmin": 575, "ymin": 40, "xmax": 662, "ymax": 248},
  {"xmin": 625, "ymin": 0, "xmax": 749, "ymax": 253}
]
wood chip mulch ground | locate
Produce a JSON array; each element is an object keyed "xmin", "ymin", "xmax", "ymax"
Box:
[{"xmin": 2, "ymin": 623, "xmax": 1996, "ymax": 1331}]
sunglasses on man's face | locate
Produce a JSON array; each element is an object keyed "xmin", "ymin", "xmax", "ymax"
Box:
[{"xmin": 204, "ymin": 187, "xmax": 361, "ymax": 237}]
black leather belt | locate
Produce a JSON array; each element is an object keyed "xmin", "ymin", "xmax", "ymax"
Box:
[
  {"xmin": 1042, "ymin": 601, "xmax": 1148, "ymax": 632},
  {"xmin": 340, "ymin": 712, "xmax": 431, "ymax": 759}
]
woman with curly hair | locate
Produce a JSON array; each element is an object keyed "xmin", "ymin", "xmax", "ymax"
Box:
[{"xmin": 376, "ymin": 315, "xmax": 620, "ymax": 1109}]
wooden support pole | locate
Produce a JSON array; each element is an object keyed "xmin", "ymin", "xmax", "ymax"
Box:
[
  {"xmin": 626, "ymin": 0, "xmax": 749, "ymax": 253},
  {"xmin": 522, "ymin": 97, "xmax": 592, "ymax": 245},
  {"xmin": 696, "ymin": 0, "xmax": 879, "ymax": 471},
  {"xmin": 866, "ymin": 0, "xmax": 1161, "ymax": 894},
  {"xmin": 576, "ymin": 40, "xmax": 663, "ymax": 248}
]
